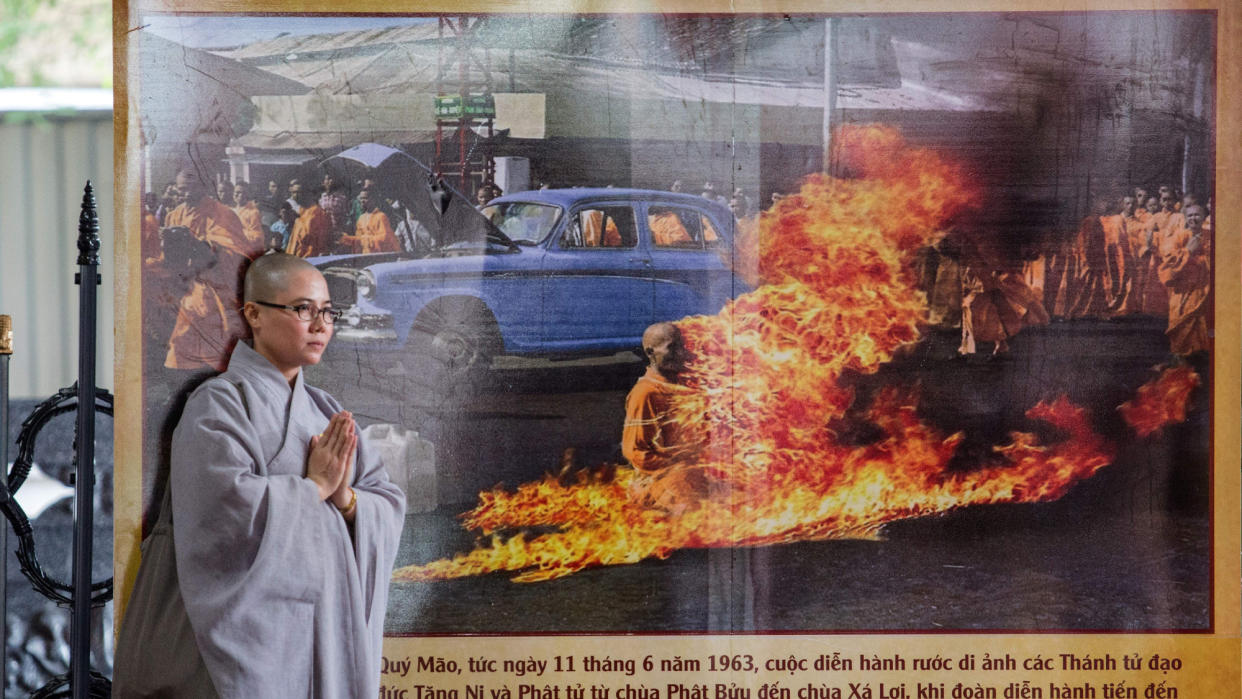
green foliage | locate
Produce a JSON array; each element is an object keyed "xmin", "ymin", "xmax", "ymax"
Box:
[
  {"xmin": 0, "ymin": 0, "xmax": 52, "ymax": 85},
  {"xmin": 0, "ymin": 0, "xmax": 109, "ymax": 88}
]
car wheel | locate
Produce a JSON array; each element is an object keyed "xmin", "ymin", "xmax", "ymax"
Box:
[{"xmin": 406, "ymin": 298, "xmax": 501, "ymax": 397}]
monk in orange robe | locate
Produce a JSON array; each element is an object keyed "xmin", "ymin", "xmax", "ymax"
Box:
[
  {"xmin": 623, "ymin": 322, "xmax": 716, "ymax": 512},
  {"xmin": 580, "ymin": 209, "xmax": 623, "ymax": 248},
  {"xmin": 956, "ymin": 231, "xmax": 1049, "ymax": 356},
  {"xmin": 1133, "ymin": 194, "xmax": 1174, "ymax": 317},
  {"xmin": 165, "ymin": 168, "xmax": 261, "ymax": 287},
  {"xmin": 648, "ymin": 210, "xmax": 694, "ymax": 247},
  {"xmin": 1111, "ymin": 195, "xmax": 1150, "ymax": 314},
  {"xmin": 338, "ymin": 188, "xmax": 399, "ymax": 254},
  {"xmin": 161, "ymin": 168, "xmax": 260, "ymax": 369},
  {"xmin": 285, "ymin": 188, "xmax": 333, "ymax": 257},
  {"xmin": 959, "ymin": 267, "xmax": 1050, "ymax": 355},
  {"xmin": 160, "ymin": 228, "xmax": 246, "ymax": 372},
  {"xmin": 231, "ymin": 181, "xmax": 267, "ymax": 252},
  {"xmin": 1100, "ymin": 200, "xmax": 1129, "ymax": 309},
  {"xmin": 1146, "ymin": 191, "xmax": 1178, "ymax": 239},
  {"xmin": 1157, "ymin": 204, "xmax": 1211, "ymax": 355},
  {"xmin": 1162, "ymin": 190, "xmax": 1193, "ymax": 233},
  {"xmin": 1065, "ymin": 200, "xmax": 1113, "ymax": 318},
  {"xmin": 1042, "ymin": 228, "xmax": 1080, "ymax": 319},
  {"xmin": 166, "ymin": 173, "xmax": 253, "ymax": 253}
]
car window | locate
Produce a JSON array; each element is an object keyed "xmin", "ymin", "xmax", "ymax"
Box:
[
  {"xmin": 648, "ymin": 206, "xmax": 709, "ymax": 249},
  {"xmin": 562, "ymin": 206, "xmax": 637, "ymax": 249},
  {"xmin": 700, "ymin": 214, "xmax": 722, "ymax": 248},
  {"xmin": 482, "ymin": 202, "xmax": 563, "ymax": 244}
]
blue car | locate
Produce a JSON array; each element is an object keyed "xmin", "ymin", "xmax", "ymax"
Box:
[{"xmin": 314, "ymin": 188, "xmax": 749, "ymax": 386}]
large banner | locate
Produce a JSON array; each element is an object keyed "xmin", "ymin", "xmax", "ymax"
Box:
[{"xmin": 115, "ymin": 1, "xmax": 1240, "ymax": 696}]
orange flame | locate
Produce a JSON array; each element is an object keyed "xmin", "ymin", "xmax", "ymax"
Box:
[
  {"xmin": 393, "ymin": 125, "xmax": 1123, "ymax": 584},
  {"xmin": 1119, "ymin": 366, "xmax": 1201, "ymax": 438}
]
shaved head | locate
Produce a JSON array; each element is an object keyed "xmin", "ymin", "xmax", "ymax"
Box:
[
  {"xmin": 174, "ymin": 166, "xmax": 209, "ymax": 203},
  {"xmin": 1183, "ymin": 204, "xmax": 1206, "ymax": 231},
  {"xmin": 244, "ymin": 252, "xmax": 322, "ymax": 304},
  {"xmin": 642, "ymin": 322, "xmax": 681, "ymax": 352},
  {"xmin": 243, "ymin": 253, "xmax": 334, "ymax": 379},
  {"xmin": 641, "ymin": 321, "xmax": 685, "ymax": 379}
]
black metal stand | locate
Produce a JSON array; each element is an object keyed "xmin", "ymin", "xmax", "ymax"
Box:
[
  {"xmin": 71, "ymin": 179, "xmax": 102, "ymax": 699},
  {"xmin": 0, "ymin": 183, "xmax": 113, "ymax": 698}
]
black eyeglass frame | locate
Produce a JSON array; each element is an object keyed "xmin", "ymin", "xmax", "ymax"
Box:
[{"xmin": 253, "ymin": 300, "xmax": 343, "ymax": 324}]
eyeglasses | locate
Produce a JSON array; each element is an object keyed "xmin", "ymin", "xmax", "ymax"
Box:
[{"xmin": 254, "ymin": 300, "xmax": 343, "ymax": 325}]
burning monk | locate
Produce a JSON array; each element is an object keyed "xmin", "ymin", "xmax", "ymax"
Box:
[{"xmin": 622, "ymin": 322, "xmax": 716, "ymax": 512}]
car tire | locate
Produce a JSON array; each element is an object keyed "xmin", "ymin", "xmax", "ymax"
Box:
[{"xmin": 406, "ymin": 297, "xmax": 501, "ymax": 398}]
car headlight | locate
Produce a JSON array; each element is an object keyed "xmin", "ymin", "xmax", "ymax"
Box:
[{"xmin": 356, "ymin": 269, "xmax": 376, "ymax": 299}]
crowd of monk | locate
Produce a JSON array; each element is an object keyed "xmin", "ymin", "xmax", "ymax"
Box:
[
  {"xmin": 141, "ymin": 168, "xmax": 422, "ymax": 372},
  {"xmin": 144, "ymin": 170, "xmax": 406, "ymax": 262},
  {"xmin": 911, "ymin": 185, "xmax": 1214, "ymax": 358}
]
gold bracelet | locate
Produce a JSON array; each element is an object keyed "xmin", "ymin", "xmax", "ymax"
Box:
[{"xmin": 336, "ymin": 487, "xmax": 357, "ymax": 516}]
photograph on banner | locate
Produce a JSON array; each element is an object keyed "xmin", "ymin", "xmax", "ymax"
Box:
[{"xmin": 130, "ymin": 10, "xmax": 1215, "ymax": 634}]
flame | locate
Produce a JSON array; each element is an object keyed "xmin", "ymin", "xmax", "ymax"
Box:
[
  {"xmin": 1119, "ymin": 366, "xmax": 1201, "ymax": 438},
  {"xmin": 392, "ymin": 125, "xmax": 1143, "ymax": 584}
]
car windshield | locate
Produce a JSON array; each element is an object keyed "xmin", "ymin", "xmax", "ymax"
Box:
[{"xmin": 481, "ymin": 202, "xmax": 562, "ymax": 244}]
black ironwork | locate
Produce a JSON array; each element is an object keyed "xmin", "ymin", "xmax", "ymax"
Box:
[
  {"xmin": 71, "ymin": 181, "xmax": 101, "ymax": 699},
  {"xmin": 76, "ymin": 183, "xmax": 100, "ymax": 267},
  {"xmin": 29, "ymin": 671, "xmax": 112, "ymax": 699},
  {"xmin": 0, "ymin": 183, "xmax": 115, "ymax": 697},
  {"xmin": 3, "ymin": 385, "xmax": 114, "ymax": 606}
]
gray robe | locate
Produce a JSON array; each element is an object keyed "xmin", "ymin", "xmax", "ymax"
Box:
[{"xmin": 171, "ymin": 341, "xmax": 405, "ymax": 698}]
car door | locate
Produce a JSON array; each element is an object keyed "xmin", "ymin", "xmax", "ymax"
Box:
[
  {"xmin": 540, "ymin": 202, "xmax": 654, "ymax": 352},
  {"xmin": 645, "ymin": 203, "xmax": 738, "ymax": 321}
]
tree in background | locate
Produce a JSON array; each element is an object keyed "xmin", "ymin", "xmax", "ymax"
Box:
[{"xmin": 0, "ymin": 0, "xmax": 110, "ymax": 87}]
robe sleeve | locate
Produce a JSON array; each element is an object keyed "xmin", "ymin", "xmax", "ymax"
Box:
[
  {"xmin": 170, "ymin": 380, "xmax": 336, "ymax": 696},
  {"xmin": 344, "ymin": 426, "xmax": 406, "ymax": 667},
  {"xmin": 309, "ymin": 387, "xmax": 405, "ymax": 625}
]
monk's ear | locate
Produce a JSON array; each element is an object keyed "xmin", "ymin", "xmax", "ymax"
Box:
[{"xmin": 242, "ymin": 301, "xmax": 262, "ymax": 332}]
